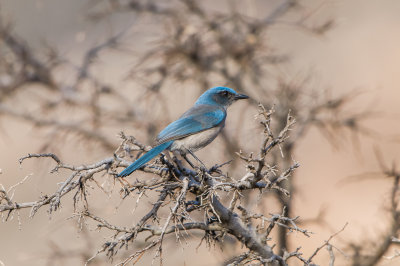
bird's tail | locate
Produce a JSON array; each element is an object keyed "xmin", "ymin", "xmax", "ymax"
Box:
[{"xmin": 117, "ymin": 141, "xmax": 173, "ymax": 177}]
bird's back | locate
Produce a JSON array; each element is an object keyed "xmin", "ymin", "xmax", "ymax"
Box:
[{"xmin": 156, "ymin": 104, "xmax": 226, "ymax": 144}]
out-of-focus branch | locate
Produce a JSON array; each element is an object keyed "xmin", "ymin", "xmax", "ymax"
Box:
[
  {"xmin": 347, "ymin": 151, "xmax": 400, "ymax": 265},
  {"xmin": 0, "ymin": 104, "xmax": 116, "ymax": 151}
]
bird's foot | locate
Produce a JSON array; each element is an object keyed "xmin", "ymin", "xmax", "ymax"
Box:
[
  {"xmin": 209, "ymin": 160, "xmax": 232, "ymax": 174},
  {"xmin": 194, "ymin": 165, "xmax": 208, "ymax": 173}
]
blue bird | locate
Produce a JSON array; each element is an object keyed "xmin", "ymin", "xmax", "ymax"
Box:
[{"xmin": 117, "ymin": 86, "xmax": 249, "ymax": 177}]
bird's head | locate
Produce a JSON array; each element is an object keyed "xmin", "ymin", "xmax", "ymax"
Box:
[{"xmin": 195, "ymin": 87, "xmax": 249, "ymax": 107}]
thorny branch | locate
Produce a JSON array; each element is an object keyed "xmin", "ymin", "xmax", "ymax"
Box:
[
  {"xmin": 0, "ymin": 105, "xmax": 340, "ymax": 265},
  {"xmin": 0, "ymin": 1, "xmax": 379, "ymax": 265}
]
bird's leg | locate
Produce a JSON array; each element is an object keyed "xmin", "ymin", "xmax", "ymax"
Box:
[
  {"xmin": 171, "ymin": 150, "xmax": 185, "ymax": 170},
  {"xmin": 182, "ymin": 153, "xmax": 196, "ymax": 169},
  {"xmin": 187, "ymin": 150, "xmax": 207, "ymax": 171},
  {"xmin": 187, "ymin": 150, "xmax": 205, "ymax": 166}
]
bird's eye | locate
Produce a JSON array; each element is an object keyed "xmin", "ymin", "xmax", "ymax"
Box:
[{"xmin": 221, "ymin": 91, "xmax": 229, "ymax": 97}]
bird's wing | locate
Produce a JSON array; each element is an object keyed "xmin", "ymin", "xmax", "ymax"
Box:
[{"xmin": 156, "ymin": 104, "xmax": 226, "ymax": 144}]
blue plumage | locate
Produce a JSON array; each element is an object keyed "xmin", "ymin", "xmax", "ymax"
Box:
[
  {"xmin": 117, "ymin": 86, "xmax": 248, "ymax": 177},
  {"xmin": 156, "ymin": 104, "xmax": 226, "ymax": 144},
  {"xmin": 118, "ymin": 141, "xmax": 173, "ymax": 177}
]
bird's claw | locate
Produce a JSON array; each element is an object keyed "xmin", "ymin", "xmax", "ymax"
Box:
[{"xmin": 194, "ymin": 165, "xmax": 208, "ymax": 173}]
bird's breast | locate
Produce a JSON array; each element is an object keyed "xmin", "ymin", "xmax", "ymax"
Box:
[{"xmin": 169, "ymin": 125, "xmax": 223, "ymax": 153}]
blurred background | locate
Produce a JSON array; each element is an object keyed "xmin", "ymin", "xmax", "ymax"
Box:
[{"xmin": 1, "ymin": 0, "xmax": 400, "ymax": 265}]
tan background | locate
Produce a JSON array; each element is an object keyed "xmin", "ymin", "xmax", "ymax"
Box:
[{"xmin": 1, "ymin": 0, "xmax": 400, "ymax": 265}]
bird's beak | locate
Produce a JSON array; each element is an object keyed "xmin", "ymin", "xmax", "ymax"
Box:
[{"xmin": 234, "ymin": 93, "xmax": 249, "ymax": 100}]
